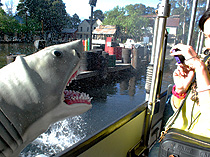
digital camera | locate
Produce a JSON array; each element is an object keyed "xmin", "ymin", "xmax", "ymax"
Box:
[{"xmin": 171, "ymin": 48, "xmax": 185, "ymax": 64}]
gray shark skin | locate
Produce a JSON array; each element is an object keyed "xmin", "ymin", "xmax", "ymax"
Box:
[{"xmin": 0, "ymin": 40, "xmax": 92, "ymax": 156}]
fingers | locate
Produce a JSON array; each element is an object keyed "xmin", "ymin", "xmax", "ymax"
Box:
[
  {"xmin": 173, "ymin": 66, "xmax": 195, "ymax": 90},
  {"xmin": 173, "ymin": 64, "xmax": 194, "ymax": 78},
  {"xmin": 170, "ymin": 43, "xmax": 183, "ymax": 54},
  {"xmin": 170, "ymin": 44, "xmax": 197, "ymax": 59}
]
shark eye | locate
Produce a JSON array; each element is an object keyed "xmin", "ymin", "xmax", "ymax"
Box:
[{"xmin": 54, "ymin": 50, "xmax": 63, "ymax": 57}]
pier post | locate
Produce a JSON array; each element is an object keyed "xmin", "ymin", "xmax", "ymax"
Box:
[
  {"xmin": 101, "ymin": 51, "xmax": 109, "ymax": 79},
  {"xmin": 122, "ymin": 48, "xmax": 131, "ymax": 63},
  {"xmin": 34, "ymin": 40, "xmax": 46, "ymax": 50},
  {"xmin": 131, "ymin": 47, "xmax": 141, "ymax": 71}
]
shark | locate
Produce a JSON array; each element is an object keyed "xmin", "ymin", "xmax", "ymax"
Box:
[{"xmin": 0, "ymin": 40, "xmax": 92, "ymax": 156}]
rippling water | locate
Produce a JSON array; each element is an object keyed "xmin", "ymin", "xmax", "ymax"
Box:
[{"xmin": 20, "ymin": 116, "xmax": 88, "ymax": 156}]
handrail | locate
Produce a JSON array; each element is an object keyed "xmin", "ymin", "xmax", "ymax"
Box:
[
  {"xmin": 145, "ymin": 15, "xmax": 159, "ymax": 101},
  {"xmin": 148, "ymin": 0, "xmax": 170, "ymax": 110},
  {"xmin": 145, "ymin": 0, "xmax": 170, "ymax": 148}
]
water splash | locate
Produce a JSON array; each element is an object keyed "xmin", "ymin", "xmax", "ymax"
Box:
[{"xmin": 20, "ymin": 115, "xmax": 87, "ymax": 156}]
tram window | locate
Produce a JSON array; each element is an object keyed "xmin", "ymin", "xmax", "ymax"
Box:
[{"xmin": 0, "ymin": 0, "xmax": 208, "ymax": 156}]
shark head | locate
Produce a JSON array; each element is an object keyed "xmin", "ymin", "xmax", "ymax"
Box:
[
  {"xmin": 0, "ymin": 40, "xmax": 92, "ymax": 156},
  {"xmin": 23, "ymin": 40, "xmax": 92, "ymax": 116}
]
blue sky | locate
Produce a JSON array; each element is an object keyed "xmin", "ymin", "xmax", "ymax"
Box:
[{"xmin": 1, "ymin": 0, "xmax": 161, "ymax": 20}]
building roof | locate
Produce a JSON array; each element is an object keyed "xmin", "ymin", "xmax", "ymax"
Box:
[
  {"xmin": 84, "ymin": 19, "xmax": 98, "ymax": 25},
  {"xmin": 141, "ymin": 14, "xmax": 157, "ymax": 18},
  {"xmin": 166, "ymin": 18, "xmax": 180, "ymax": 27},
  {"xmin": 61, "ymin": 28, "xmax": 77, "ymax": 34},
  {"xmin": 92, "ymin": 25, "xmax": 117, "ymax": 35},
  {"xmin": 141, "ymin": 14, "xmax": 180, "ymax": 27}
]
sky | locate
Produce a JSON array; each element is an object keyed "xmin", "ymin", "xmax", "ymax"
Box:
[{"xmin": 1, "ymin": 0, "xmax": 161, "ymax": 20}]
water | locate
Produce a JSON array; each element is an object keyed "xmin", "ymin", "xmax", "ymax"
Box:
[
  {"xmin": 0, "ymin": 43, "xmax": 176, "ymax": 156},
  {"xmin": 20, "ymin": 116, "xmax": 88, "ymax": 156},
  {"xmin": 20, "ymin": 72, "xmax": 149, "ymax": 156},
  {"xmin": 0, "ymin": 43, "xmax": 36, "ymax": 67}
]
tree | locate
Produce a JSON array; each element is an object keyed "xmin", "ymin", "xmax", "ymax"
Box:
[
  {"xmin": 124, "ymin": 4, "xmax": 155, "ymax": 15},
  {"xmin": 16, "ymin": 0, "xmax": 41, "ymax": 40},
  {"xmin": 0, "ymin": 7, "xmax": 20, "ymax": 37},
  {"xmin": 103, "ymin": 4, "xmax": 154, "ymax": 42},
  {"xmin": 103, "ymin": 6, "xmax": 125, "ymax": 27},
  {"xmin": 71, "ymin": 13, "xmax": 81, "ymax": 29},
  {"xmin": 170, "ymin": 0, "xmax": 207, "ymax": 45},
  {"xmin": 93, "ymin": 10, "xmax": 105, "ymax": 21},
  {"xmin": 17, "ymin": 0, "xmax": 68, "ymax": 34},
  {"xmin": 170, "ymin": 0, "xmax": 191, "ymax": 44}
]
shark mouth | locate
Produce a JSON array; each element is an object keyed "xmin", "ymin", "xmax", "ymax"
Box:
[{"xmin": 64, "ymin": 70, "xmax": 92, "ymax": 105}]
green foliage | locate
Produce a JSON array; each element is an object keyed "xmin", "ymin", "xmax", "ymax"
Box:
[
  {"xmin": 0, "ymin": 8, "xmax": 20, "ymax": 35},
  {"xmin": 103, "ymin": 6, "xmax": 125, "ymax": 26},
  {"xmin": 17, "ymin": 0, "xmax": 68, "ymax": 33},
  {"xmin": 103, "ymin": 4, "xmax": 155, "ymax": 42},
  {"xmin": 21, "ymin": 18, "xmax": 42, "ymax": 34},
  {"xmin": 93, "ymin": 10, "xmax": 105, "ymax": 21},
  {"xmin": 70, "ymin": 13, "xmax": 81, "ymax": 29}
]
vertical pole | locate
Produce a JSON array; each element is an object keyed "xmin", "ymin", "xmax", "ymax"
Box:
[
  {"xmin": 197, "ymin": 0, "xmax": 210, "ymax": 54},
  {"xmin": 145, "ymin": 17, "xmax": 159, "ymax": 101},
  {"xmin": 89, "ymin": 6, "xmax": 93, "ymax": 50},
  {"xmin": 196, "ymin": 31, "xmax": 202, "ymax": 54},
  {"xmin": 187, "ymin": 0, "xmax": 198, "ymax": 45},
  {"xmin": 145, "ymin": 0, "xmax": 170, "ymax": 148},
  {"xmin": 41, "ymin": 20, "xmax": 44, "ymax": 40},
  {"xmin": 148, "ymin": 0, "xmax": 170, "ymax": 110}
]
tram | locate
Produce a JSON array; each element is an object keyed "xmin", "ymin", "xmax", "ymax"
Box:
[
  {"xmin": 1, "ymin": 0, "xmax": 210, "ymax": 156},
  {"xmin": 56, "ymin": 0, "xmax": 210, "ymax": 156}
]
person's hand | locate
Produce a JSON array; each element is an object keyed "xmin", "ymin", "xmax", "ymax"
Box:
[
  {"xmin": 173, "ymin": 64, "xmax": 195, "ymax": 93},
  {"xmin": 170, "ymin": 44, "xmax": 199, "ymax": 69}
]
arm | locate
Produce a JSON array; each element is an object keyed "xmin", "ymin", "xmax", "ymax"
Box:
[
  {"xmin": 192, "ymin": 58, "xmax": 210, "ymax": 106},
  {"xmin": 171, "ymin": 64, "xmax": 195, "ymax": 109},
  {"xmin": 170, "ymin": 44, "xmax": 210, "ymax": 107}
]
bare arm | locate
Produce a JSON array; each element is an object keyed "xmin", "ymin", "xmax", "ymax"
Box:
[
  {"xmin": 170, "ymin": 44, "xmax": 210, "ymax": 108},
  {"xmin": 193, "ymin": 58, "xmax": 210, "ymax": 106}
]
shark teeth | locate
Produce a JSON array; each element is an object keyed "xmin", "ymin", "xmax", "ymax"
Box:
[
  {"xmin": 64, "ymin": 69, "xmax": 92, "ymax": 105},
  {"xmin": 64, "ymin": 90, "xmax": 92, "ymax": 105},
  {"xmin": 67, "ymin": 70, "xmax": 79, "ymax": 86}
]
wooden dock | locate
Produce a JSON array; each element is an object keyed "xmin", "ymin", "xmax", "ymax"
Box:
[{"xmin": 76, "ymin": 63, "xmax": 131, "ymax": 80}]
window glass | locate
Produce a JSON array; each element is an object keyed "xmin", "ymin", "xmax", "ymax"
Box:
[{"xmin": 0, "ymin": 0, "xmax": 207, "ymax": 156}]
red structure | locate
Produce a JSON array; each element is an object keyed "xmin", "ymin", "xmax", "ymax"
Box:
[{"xmin": 105, "ymin": 37, "xmax": 122, "ymax": 60}]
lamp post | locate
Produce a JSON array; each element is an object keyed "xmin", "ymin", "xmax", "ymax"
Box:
[{"xmin": 89, "ymin": 0, "xmax": 97, "ymax": 50}]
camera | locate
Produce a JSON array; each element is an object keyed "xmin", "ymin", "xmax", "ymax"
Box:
[{"xmin": 171, "ymin": 48, "xmax": 185, "ymax": 64}]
